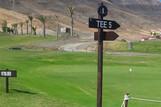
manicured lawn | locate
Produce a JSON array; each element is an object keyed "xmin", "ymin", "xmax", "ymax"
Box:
[{"xmin": 1, "ymin": 34, "xmax": 161, "ymax": 107}]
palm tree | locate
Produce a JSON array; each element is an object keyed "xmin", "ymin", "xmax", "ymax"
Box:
[
  {"xmin": 25, "ymin": 20, "xmax": 29, "ymax": 35},
  {"xmin": 1, "ymin": 20, "xmax": 8, "ymax": 33},
  {"xmin": 32, "ymin": 26, "xmax": 37, "ymax": 35},
  {"xmin": 38, "ymin": 15, "xmax": 47, "ymax": 37},
  {"xmin": 67, "ymin": 5, "xmax": 75, "ymax": 37},
  {"xmin": 12, "ymin": 23, "xmax": 18, "ymax": 35},
  {"xmin": 20, "ymin": 22, "xmax": 24, "ymax": 35},
  {"xmin": 28, "ymin": 15, "xmax": 33, "ymax": 35}
]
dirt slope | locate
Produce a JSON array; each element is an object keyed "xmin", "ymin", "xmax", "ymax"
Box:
[
  {"xmin": 0, "ymin": 8, "xmax": 27, "ymax": 27},
  {"xmin": 0, "ymin": 0, "xmax": 160, "ymax": 40}
]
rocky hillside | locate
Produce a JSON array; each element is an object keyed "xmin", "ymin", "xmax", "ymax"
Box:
[{"xmin": 0, "ymin": 0, "xmax": 160, "ymax": 40}]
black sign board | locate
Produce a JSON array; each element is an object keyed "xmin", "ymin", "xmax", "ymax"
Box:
[
  {"xmin": 98, "ymin": 3, "xmax": 108, "ymax": 17},
  {"xmin": 89, "ymin": 18, "xmax": 120, "ymax": 30},
  {"xmin": 0, "ymin": 70, "xmax": 17, "ymax": 77},
  {"xmin": 94, "ymin": 31, "xmax": 119, "ymax": 41}
]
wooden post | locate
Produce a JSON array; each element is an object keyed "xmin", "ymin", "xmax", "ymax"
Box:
[
  {"xmin": 97, "ymin": 3, "xmax": 108, "ymax": 107},
  {"xmin": 6, "ymin": 77, "xmax": 9, "ymax": 93},
  {"xmin": 97, "ymin": 5, "xmax": 104, "ymax": 107},
  {"xmin": 88, "ymin": 2, "xmax": 120, "ymax": 107}
]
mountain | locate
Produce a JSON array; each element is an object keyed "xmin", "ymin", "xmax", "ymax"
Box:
[{"xmin": 0, "ymin": 0, "xmax": 160, "ymax": 40}]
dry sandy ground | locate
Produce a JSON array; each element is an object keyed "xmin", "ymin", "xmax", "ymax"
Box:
[{"xmin": 0, "ymin": 8, "xmax": 27, "ymax": 26}]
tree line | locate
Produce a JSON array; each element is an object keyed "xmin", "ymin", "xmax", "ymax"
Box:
[
  {"xmin": 1, "ymin": 15, "xmax": 47, "ymax": 37},
  {"xmin": 1, "ymin": 3, "xmax": 75, "ymax": 39}
]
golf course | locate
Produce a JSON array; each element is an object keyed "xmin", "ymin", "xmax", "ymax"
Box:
[{"xmin": 1, "ymin": 33, "xmax": 161, "ymax": 107}]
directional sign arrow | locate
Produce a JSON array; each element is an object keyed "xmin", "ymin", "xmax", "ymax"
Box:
[
  {"xmin": 94, "ymin": 31, "xmax": 119, "ymax": 41},
  {"xmin": 89, "ymin": 18, "xmax": 120, "ymax": 30}
]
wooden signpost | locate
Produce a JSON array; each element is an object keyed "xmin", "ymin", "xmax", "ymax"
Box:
[
  {"xmin": 0, "ymin": 69, "xmax": 17, "ymax": 93},
  {"xmin": 88, "ymin": 2, "xmax": 120, "ymax": 107}
]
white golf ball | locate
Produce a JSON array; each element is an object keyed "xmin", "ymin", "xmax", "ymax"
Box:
[{"xmin": 129, "ymin": 68, "xmax": 132, "ymax": 72}]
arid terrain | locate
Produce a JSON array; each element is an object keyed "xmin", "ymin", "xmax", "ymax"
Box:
[{"xmin": 0, "ymin": 0, "xmax": 160, "ymax": 40}]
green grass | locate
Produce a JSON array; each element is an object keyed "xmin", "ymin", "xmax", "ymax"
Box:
[
  {"xmin": 1, "ymin": 34, "xmax": 161, "ymax": 107},
  {"xmin": 104, "ymin": 41, "xmax": 128, "ymax": 52},
  {"xmin": 132, "ymin": 40, "xmax": 161, "ymax": 53},
  {"xmin": 104, "ymin": 40, "xmax": 161, "ymax": 53}
]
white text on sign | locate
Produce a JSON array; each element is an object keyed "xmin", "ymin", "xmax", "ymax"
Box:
[
  {"xmin": 96, "ymin": 20, "xmax": 112, "ymax": 29},
  {"xmin": 1, "ymin": 72, "xmax": 11, "ymax": 76}
]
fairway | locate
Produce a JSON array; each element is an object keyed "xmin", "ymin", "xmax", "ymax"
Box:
[{"xmin": 1, "ymin": 35, "xmax": 161, "ymax": 107}]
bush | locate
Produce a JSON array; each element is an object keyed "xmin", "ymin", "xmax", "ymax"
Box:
[{"xmin": 1, "ymin": 20, "xmax": 8, "ymax": 33}]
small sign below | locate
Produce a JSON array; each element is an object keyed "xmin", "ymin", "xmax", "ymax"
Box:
[
  {"xmin": 89, "ymin": 18, "xmax": 120, "ymax": 30},
  {"xmin": 94, "ymin": 31, "xmax": 119, "ymax": 41},
  {"xmin": 0, "ymin": 69, "xmax": 17, "ymax": 93},
  {"xmin": 0, "ymin": 70, "xmax": 17, "ymax": 77}
]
